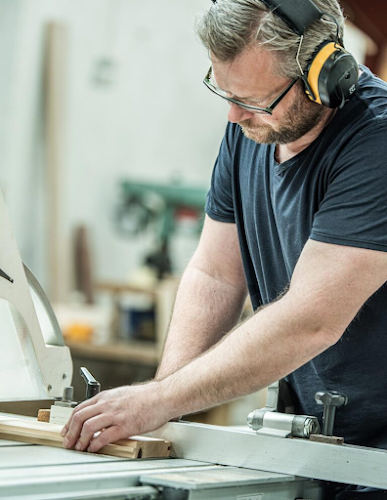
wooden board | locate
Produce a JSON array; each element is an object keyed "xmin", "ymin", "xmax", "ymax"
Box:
[
  {"xmin": 0, "ymin": 416, "xmax": 170, "ymax": 459},
  {"xmin": 44, "ymin": 22, "xmax": 68, "ymax": 302}
]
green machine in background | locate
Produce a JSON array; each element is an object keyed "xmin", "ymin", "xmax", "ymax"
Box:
[{"xmin": 116, "ymin": 180, "xmax": 208, "ymax": 278}]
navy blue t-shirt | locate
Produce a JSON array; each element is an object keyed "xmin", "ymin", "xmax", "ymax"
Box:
[{"xmin": 206, "ymin": 66, "xmax": 387, "ymax": 449}]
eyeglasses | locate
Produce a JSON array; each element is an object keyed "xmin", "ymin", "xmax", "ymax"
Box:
[{"xmin": 203, "ymin": 66, "xmax": 299, "ymax": 115}]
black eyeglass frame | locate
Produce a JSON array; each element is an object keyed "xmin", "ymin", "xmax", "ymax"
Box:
[{"xmin": 203, "ymin": 66, "xmax": 299, "ymax": 115}]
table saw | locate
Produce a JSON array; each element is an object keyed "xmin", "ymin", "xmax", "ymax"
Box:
[{"xmin": 1, "ymin": 188, "xmax": 387, "ymax": 500}]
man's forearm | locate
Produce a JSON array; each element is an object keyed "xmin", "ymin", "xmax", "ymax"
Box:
[
  {"xmin": 156, "ymin": 263, "xmax": 247, "ymax": 380},
  {"xmin": 157, "ymin": 291, "xmax": 342, "ymax": 420}
]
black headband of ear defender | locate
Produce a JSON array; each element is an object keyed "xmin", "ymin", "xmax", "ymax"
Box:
[{"xmin": 259, "ymin": 0, "xmax": 323, "ymax": 36}]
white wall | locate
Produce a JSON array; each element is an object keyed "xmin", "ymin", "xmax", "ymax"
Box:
[{"xmin": 0, "ymin": 0, "xmax": 226, "ymax": 298}]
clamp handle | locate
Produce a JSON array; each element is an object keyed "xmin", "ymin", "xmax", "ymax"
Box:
[
  {"xmin": 315, "ymin": 390, "xmax": 348, "ymax": 436},
  {"xmin": 80, "ymin": 367, "xmax": 101, "ymax": 400}
]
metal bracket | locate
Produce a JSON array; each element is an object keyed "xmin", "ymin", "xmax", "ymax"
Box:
[
  {"xmin": 247, "ymin": 408, "xmax": 320, "ymax": 438},
  {"xmin": 249, "ymin": 381, "xmax": 319, "ymax": 438}
]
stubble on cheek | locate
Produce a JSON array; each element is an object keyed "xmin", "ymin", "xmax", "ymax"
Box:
[
  {"xmin": 237, "ymin": 90, "xmax": 326, "ymax": 145},
  {"xmin": 239, "ymin": 117, "xmax": 279, "ymax": 144}
]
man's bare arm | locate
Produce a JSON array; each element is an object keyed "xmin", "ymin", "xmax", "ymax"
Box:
[
  {"xmin": 62, "ymin": 239, "xmax": 387, "ymax": 452},
  {"xmin": 159, "ymin": 239, "xmax": 387, "ymax": 416},
  {"xmin": 156, "ymin": 215, "xmax": 248, "ymax": 380}
]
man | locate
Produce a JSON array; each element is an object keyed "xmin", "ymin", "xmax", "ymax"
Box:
[{"xmin": 62, "ymin": 0, "xmax": 387, "ymax": 497}]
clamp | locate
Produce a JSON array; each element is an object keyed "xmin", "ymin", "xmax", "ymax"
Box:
[{"xmin": 315, "ymin": 390, "xmax": 348, "ymax": 436}]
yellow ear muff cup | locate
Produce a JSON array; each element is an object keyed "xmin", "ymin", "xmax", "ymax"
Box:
[{"xmin": 307, "ymin": 42, "xmax": 338, "ymax": 105}]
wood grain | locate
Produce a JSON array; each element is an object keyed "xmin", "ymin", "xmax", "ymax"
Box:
[
  {"xmin": 0, "ymin": 416, "xmax": 170, "ymax": 459},
  {"xmin": 37, "ymin": 409, "xmax": 51, "ymax": 422}
]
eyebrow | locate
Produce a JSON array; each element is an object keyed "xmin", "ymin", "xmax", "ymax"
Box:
[
  {"xmin": 211, "ymin": 70, "xmax": 286, "ymax": 103},
  {"xmin": 219, "ymin": 82, "xmax": 286, "ymax": 103}
]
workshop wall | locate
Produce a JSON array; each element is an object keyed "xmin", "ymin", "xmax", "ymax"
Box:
[
  {"xmin": 0, "ymin": 0, "xmax": 226, "ymax": 299},
  {"xmin": 0, "ymin": 0, "xmax": 372, "ymax": 301}
]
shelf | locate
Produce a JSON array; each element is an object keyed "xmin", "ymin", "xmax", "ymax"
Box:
[
  {"xmin": 66, "ymin": 340, "xmax": 160, "ymax": 366},
  {"xmin": 95, "ymin": 282, "xmax": 158, "ymax": 298}
]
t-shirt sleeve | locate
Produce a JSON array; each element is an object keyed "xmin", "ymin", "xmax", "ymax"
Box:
[
  {"xmin": 310, "ymin": 122, "xmax": 387, "ymax": 252},
  {"xmin": 205, "ymin": 123, "xmax": 236, "ymax": 223}
]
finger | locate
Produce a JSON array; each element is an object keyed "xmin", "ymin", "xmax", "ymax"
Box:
[
  {"xmin": 87, "ymin": 425, "xmax": 124, "ymax": 453},
  {"xmin": 74, "ymin": 391, "xmax": 102, "ymax": 412},
  {"xmin": 61, "ymin": 423, "xmax": 69, "ymax": 437},
  {"xmin": 62, "ymin": 403, "xmax": 104, "ymax": 449},
  {"xmin": 74, "ymin": 413, "xmax": 115, "ymax": 452},
  {"xmin": 61, "ymin": 407, "xmax": 79, "ymax": 438},
  {"xmin": 61, "ymin": 393, "xmax": 102, "ymax": 438}
]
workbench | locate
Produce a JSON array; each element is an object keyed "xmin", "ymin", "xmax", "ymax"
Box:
[{"xmin": 0, "ymin": 435, "xmax": 322, "ymax": 500}]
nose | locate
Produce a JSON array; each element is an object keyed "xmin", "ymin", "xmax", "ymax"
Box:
[{"xmin": 227, "ymin": 103, "xmax": 254, "ymax": 123}]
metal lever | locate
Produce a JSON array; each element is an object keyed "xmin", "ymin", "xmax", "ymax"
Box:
[
  {"xmin": 80, "ymin": 367, "xmax": 101, "ymax": 400},
  {"xmin": 315, "ymin": 390, "xmax": 348, "ymax": 436}
]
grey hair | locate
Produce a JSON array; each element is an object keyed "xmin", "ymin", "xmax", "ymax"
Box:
[{"xmin": 196, "ymin": 0, "xmax": 345, "ymax": 79}]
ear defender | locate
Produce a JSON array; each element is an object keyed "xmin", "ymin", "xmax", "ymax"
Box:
[
  {"xmin": 260, "ymin": 0, "xmax": 359, "ymax": 109},
  {"xmin": 304, "ymin": 41, "xmax": 359, "ymax": 108}
]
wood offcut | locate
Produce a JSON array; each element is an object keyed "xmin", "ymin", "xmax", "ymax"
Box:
[{"xmin": 0, "ymin": 416, "xmax": 170, "ymax": 459}]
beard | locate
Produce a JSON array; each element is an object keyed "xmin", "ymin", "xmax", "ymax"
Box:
[{"xmin": 239, "ymin": 84, "xmax": 327, "ymax": 145}]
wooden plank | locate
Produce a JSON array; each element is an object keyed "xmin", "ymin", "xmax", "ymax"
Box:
[
  {"xmin": 0, "ymin": 416, "xmax": 170, "ymax": 459},
  {"xmin": 74, "ymin": 225, "xmax": 94, "ymax": 304},
  {"xmin": 44, "ymin": 22, "xmax": 68, "ymax": 302}
]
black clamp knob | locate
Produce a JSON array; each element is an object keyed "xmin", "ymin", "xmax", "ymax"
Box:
[
  {"xmin": 315, "ymin": 390, "xmax": 348, "ymax": 436},
  {"xmin": 80, "ymin": 367, "xmax": 101, "ymax": 400}
]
